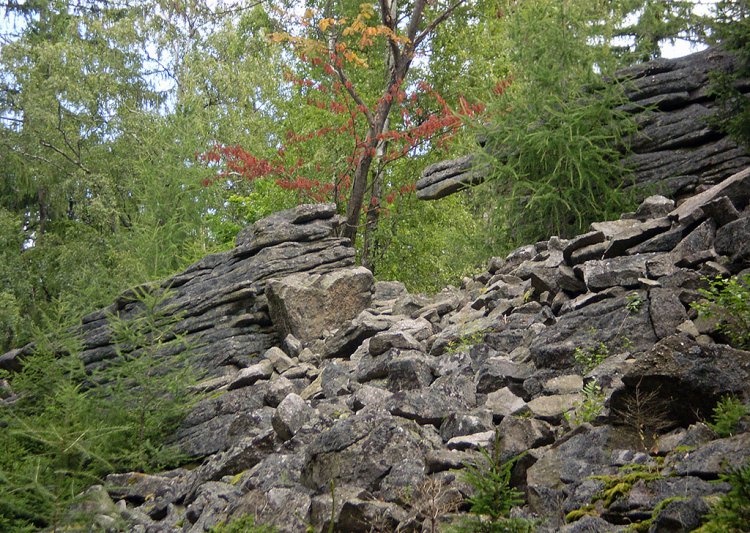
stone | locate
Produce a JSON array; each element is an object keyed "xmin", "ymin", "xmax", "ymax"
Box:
[
  {"xmin": 320, "ymin": 363, "xmax": 352, "ymax": 398},
  {"xmin": 672, "ymin": 432, "xmax": 750, "ymax": 478},
  {"xmin": 578, "ymin": 253, "xmax": 659, "ymax": 291},
  {"xmin": 715, "ymin": 216, "xmax": 750, "ymax": 262},
  {"xmin": 386, "ymin": 389, "xmax": 467, "ymax": 426},
  {"xmin": 323, "ymin": 311, "xmax": 398, "ymax": 358},
  {"xmin": 386, "ymin": 354, "xmax": 434, "ymax": 392},
  {"xmin": 484, "ymin": 387, "xmax": 527, "ymax": 420},
  {"xmin": 602, "ymin": 217, "xmax": 672, "ymax": 258},
  {"xmin": 610, "ymin": 335, "xmax": 750, "ymax": 427},
  {"xmin": 669, "ymin": 166, "xmax": 750, "ymax": 223},
  {"xmin": 526, "ymin": 393, "xmax": 581, "ymax": 422},
  {"xmin": 543, "ymin": 375, "xmax": 584, "ymax": 395},
  {"xmin": 266, "ymin": 266, "xmax": 374, "ymax": 343},
  {"xmin": 368, "ymin": 330, "xmax": 423, "ymax": 356},
  {"xmin": 670, "ymin": 219, "xmax": 716, "ymax": 263},
  {"xmin": 439, "ymin": 411, "xmax": 494, "ymax": 442},
  {"xmin": 475, "ymin": 357, "xmax": 534, "ymax": 394},
  {"xmin": 702, "ymin": 195, "xmax": 740, "ymax": 227},
  {"xmin": 272, "ymin": 393, "xmax": 314, "ymax": 441},
  {"xmin": 631, "ymin": 195, "xmax": 675, "ymax": 220},
  {"xmin": 446, "ymin": 430, "xmax": 495, "ymax": 451},
  {"xmin": 264, "ymin": 376, "xmax": 296, "ymax": 408},
  {"xmin": 282, "ymin": 334, "xmax": 302, "ymax": 357},
  {"xmin": 648, "ymin": 288, "xmax": 688, "ymax": 340},
  {"xmin": 348, "ymin": 384, "xmax": 392, "ymax": 411},
  {"xmin": 264, "ymin": 346, "xmax": 294, "ymax": 373},
  {"xmin": 227, "ymin": 360, "xmax": 274, "ymax": 390},
  {"xmin": 496, "ymin": 416, "xmax": 555, "ymax": 462}
]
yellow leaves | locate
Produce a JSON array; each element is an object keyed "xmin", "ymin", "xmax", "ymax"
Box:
[
  {"xmin": 318, "ymin": 18, "xmax": 336, "ymax": 32},
  {"xmin": 343, "ymin": 50, "xmax": 368, "ymax": 68},
  {"xmin": 269, "ymin": 32, "xmax": 290, "ymax": 44}
]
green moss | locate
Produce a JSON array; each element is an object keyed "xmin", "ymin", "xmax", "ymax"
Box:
[
  {"xmin": 564, "ymin": 504, "xmax": 597, "ymax": 523},
  {"xmin": 591, "ymin": 469, "xmax": 662, "ymax": 508}
]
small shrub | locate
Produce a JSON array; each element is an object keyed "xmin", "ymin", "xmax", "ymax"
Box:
[
  {"xmin": 692, "ymin": 275, "xmax": 750, "ymax": 349},
  {"xmin": 709, "ymin": 396, "xmax": 748, "ymax": 438},
  {"xmin": 565, "ymin": 381, "xmax": 605, "ymax": 426},
  {"xmin": 573, "ymin": 342, "xmax": 609, "ymax": 373},
  {"xmin": 626, "ymin": 292, "xmax": 643, "ymax": 314},
  {"xmin": 452, "ymin": 434, "xmax": 536, "ymax": 533},
  {"xmin": 694, "ymin": 462, "xmax": 750, "ymax": 532}
]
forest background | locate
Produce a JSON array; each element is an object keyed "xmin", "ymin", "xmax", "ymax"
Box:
[{"xmin": 0, "ymin": 0, "xmax": 745, "ymax": 357}]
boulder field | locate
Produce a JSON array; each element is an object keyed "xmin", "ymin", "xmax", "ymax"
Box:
[{"xmin": 4, "ymin": 167, "xmax": 750, "ymax": 532}]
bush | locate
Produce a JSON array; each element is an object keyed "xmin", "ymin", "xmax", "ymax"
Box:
[
  {"xmin": 695, "ymin": 462, "xmax": 750, "ymax": 532},
  {"xmin": 452, "ymin": 434, "xmax": 536, "ymax": 533},
  {"xmin": 710, "ymin": 396, "xmax": 748, "ymax": 438},
  {"xmin": 208, "ymin": 514, "xmax": 278, "ymax": 533},
  {"xmin": 692, "ymin": 274, "xmax": 750, "ymax": 349},
  {"xmin": 573, "ymin": 343, "xmax": 609, "ymax": 374}
]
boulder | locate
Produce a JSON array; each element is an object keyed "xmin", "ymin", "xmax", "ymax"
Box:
[{"xmin": 266, "ymin": 267, "xmax": 374, "ymax": 343}]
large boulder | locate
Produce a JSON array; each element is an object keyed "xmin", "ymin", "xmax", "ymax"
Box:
[{"xmin": 266, "ymin": 266, "xmax": 374, "ymax": 343}]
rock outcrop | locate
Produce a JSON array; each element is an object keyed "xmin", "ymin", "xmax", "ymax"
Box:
[
  {"xmin": 417, "ymin": 47, "xmax": 750, "ymax": 201},
  {"xmin": 3, "ymin": 165, "xmax": 749, "ymax": 532}
]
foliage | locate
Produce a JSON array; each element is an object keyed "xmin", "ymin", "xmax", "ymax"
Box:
[
  {"xmin": 626, "ymin": 292, "xmax": 644, "ymax": 314},
  {"xmin": 453, "ymin": 436, "xmax": 535, "ymax": 533},
  {"xmin": 208, "ymin": 514, "xmax": 279, "ymax": 533},
  {"xmin": 474, "ymin": 0, "xmax": 640, "ymax": 249},
  {"xmin": 708, "ymin": 0, "xmax": 750, "ymax": 147},
  {"xmin": 695, "ymin": 462, "xmax": 750, "ymax": 532},
  {"xmin": 574, "ymin": 342, "xmax": 609, "ymax": 374},
  {"xmin": 692, "ymin": 275, "xmax": 750, "ymax": 349},
  {"xmin": 613, "ymin": 380, "xmax": 673, "ymax": 451},
  {"xmin": 0, "ymin": 287, "xmax": 201, "ymax": 530},
  {"xmin": 709, "ymin": 396, "xmax": 749, "ymax": 438},
  {"xmin": 565, "ymin": 380, "xmax": 606, "ymax": 426}
]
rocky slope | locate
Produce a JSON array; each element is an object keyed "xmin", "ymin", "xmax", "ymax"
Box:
[
  {"xmin": 3, "ymin": 166, "xmax": 750, "ymax": 532},
  {"xmin": 417, "ymin": 47, "xmax": 750, "ymax": 201}
]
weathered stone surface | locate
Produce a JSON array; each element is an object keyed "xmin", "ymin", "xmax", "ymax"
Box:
[
  {"xmin": 579, "ymin": 253, "xmax": 659, "ymax": 291},
  {"xmin": 439, "ymin": 412, "xmax": 494, "ymax": 442},
  {"xmin": 672, "ymin": 432, "xmax": 750, "ymax": 478},
  {"xmin": 484, "ymin": 387, "xmax": 527, "ymax": 420},
  {"xmin": 272, "ymin": 393, "xmax": 314, "ymax": 441},
  {"xmin": 670, "ymin": 166, "xmax": 750, "ymax": 222},
  {"xmin": 715, "ymin": 216, "xmax": 750, "ymax": 262},
  {"xmin": 266, "ymin": 266, "xmax": 374, "ymax": 343},
  {"xmin": 602, "ymin": 217, "xmax": 672, "ymax": 258},
  {"xmin": 496, "ymin": 416, "xmax": 555, "ymax": 462},
  {"xmin": 611, "ymin": 335, "xmax": 750, "ymax": 426},
  {"xmin": 648, "ymin": 288, "xmax": 688, "ymax": 340},
  {"xmin": 526, "ymin": 393, "xmax": 581, "ymax": 422},
  {"xmin": 530, "ymin": 292, "xmax": 656, "ymax": 369},
  {"xmin": 228, "ymin": 360, "xmax": 274, "ymax": 390},
  {"xmin": 476, "ymin": 357, "xmax": 534, "ymax": 394}
]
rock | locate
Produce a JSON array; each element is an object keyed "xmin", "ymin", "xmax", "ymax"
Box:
[
  {"xmin": 282, "ymin": 335, "xmax": 303, "ymax": 358},
  {"xmin": 228, "ymin": 360, "xmax": 274, "ymax": 390},
  {"xmin": 672, "ymin": 432, "xmax": 750, "ymax": 478},
  {"xmin": 611, "ymin": 335, "xmax": 750, "ymax": 427},
  {"xmin": 702, "ymin": 195, "xmax": 740, "ymax": 227},
  {"xmin": 496, "ymin": 416, "xmax": 555, "ymax": 462},
  {"xmin": 266, "ymin": 266, "xmax": 374, "ymax": 343},
  {"xmin": 319, "ymin": 363, "xmax": 352, "ymax": 398},
  {"xmin": 563, "ymin": 231, "xmax": 606, "ymax": 265},
  {"xmin": 526, "ymin": 393, "xmax": 581, "ymax": 422},
  {"xmin": 387, "ymin": 389, "xmax": 468, "ymax": 426},
  {"xmin": 484, "ymin": 387, "xmax": 527, "ymax": 420},
  {"xmin": 476, "ymin": 357, "xmax": 534, "ymax": 394},
  {"xmin": 446, "ymin": 430, "xmax": 496, "ymax": 451},
  {"xmin": 323, "ymin": 311, "xmax": 397, "ymax": 358},
  {"xmin": 670, "ymin": 219, "xmax": 716, "ymax": 263},
  {"xmin": 235, "ymin": 203, "xmax": 339, "ymax": 248},
  {"xmin": 526, "ymin": 425, "xmax": 615, "ymax": 516},
  {"xmin": 368, "ymin": 329, "xmax": 423, "ymax": 356},
  {"xmin": 631, "ymin": 195, "xmax": 675, "ymax": 220},
  {"xmin": 543, "ymin": 375, "xmax": 584, "ymax": 395},
  {"xmin": 602, "ymin": 218, "xmax": 672, "ymax": 258},
  {"xmin": 670, "ymin": 166, "xmax": 750, "ymax": 223},
  {"xmin": 386, "ymin": 354, "xmax": 434, "ymax": 391},
  {"xmin": 578, "ymin": 253, "xmax": 659, "ymax": 291},
  {"xmin": 715, "ymin": 216, "xmax": 750, "ymax": 262},
  {"xmin": 439, "ymin": 412, "xmax": 494, "ymax": 442},
  {"xmin": 650, "ymin": 496, "xmax": 711, "ymax": 532},
  {"xmin": 299, "ymin": 409, "xmax": 436, "ymax": 493},
  {"xmin": 265, "ymin": 376, "xmax": 296, "ymax": 408},
  {"xmin": 348, "ymin": 384, "xmax": 392, "ymax": 411},
  {"xmin": 273, "ymin": 393, "xmax": 314, "ymax": 441},
  {"xmin": 264, "ymin": 346, "xmax": 294, "ymax": 373},
  {"xmin": 648, "ymin": 288, "xmax": 688, "ymax": 340}
]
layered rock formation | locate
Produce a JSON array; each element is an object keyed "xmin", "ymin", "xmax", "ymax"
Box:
[
  {"xmin": 417, "ymin": 47, "xmax": 750, "ymax": 201},
  {"xmin": 3, "ymin": 167, "xmax": 749, "ymax": 532}
]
